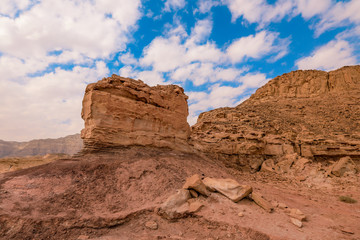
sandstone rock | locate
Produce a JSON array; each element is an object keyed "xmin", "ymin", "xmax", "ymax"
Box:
[
  {"xmin": 330, "ymin": 156, "xmax": 357, "ymax": 177},
  {"xmin": 145, "ymin": 220, "xmax": 158, "ymax": 230},
  {"xmin": 261, "ymin": 159, "xmax": 276, "ymax": 172},
  {"xmin": 202, "ymin": 177, "xmax": 252, "ymax": 202},
  {"xmin": 183, "ymin": 174, "xmax": 209, "ymax": 196},
  {"xmin": 189, "ymin": 189, "xmax": 199, "ymax": 198},
  {"xmin": 188, "ymin": 200, "xmax": 204, "ymax": 213},
  {"xmin": 249, "ymin": 158, "xmax": 264, "ymax": 172},
  {"xmin": 250, "ymin": 192, "xmax": 273, "ymax": 213},
  {"xmin": 290, "ymin": 217, "xmax": 302, "ymax": 228},
  {"xmin": 288, "ymin": 208, "xmax": 306, "ymax": 221},
  {"xmin": 77, "ymin": 235, "xmax": 89, "ymax": 240},
  {"xmin": 81, "ymin": 75, "xmax": 191, "ymax": 152},
  {"xmin": 190, "ymin": 66, "xmax": 360, "ymax": 166},
  {"xmin": 157, "ymin": 189, "xmax": 191, "ymax": 220}
]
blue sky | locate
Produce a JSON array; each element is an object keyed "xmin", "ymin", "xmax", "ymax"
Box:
[{"xmin": 0, "ymin": 0, "xmax": 359, "ymax": 141}]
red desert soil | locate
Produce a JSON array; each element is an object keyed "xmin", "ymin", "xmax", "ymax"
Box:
[{"xmin": 0, "ymin": 147, "xmax": 359, "ymax": 240}]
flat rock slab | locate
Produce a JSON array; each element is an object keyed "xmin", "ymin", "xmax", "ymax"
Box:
[{"xmin": 203, "ymin": 177, "xmax": 252, "ymax": 202}]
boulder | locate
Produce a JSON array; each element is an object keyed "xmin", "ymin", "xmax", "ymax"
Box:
[
  {"xmin": 81, "ymin": 75, "xmax": 191, "ymax": 152},
  {"xmin": 330, "ymin": 156, "xmax": 357, "ymax": 177},
  {"xmin": 183, "ymin": 174, "xmax": 209, "ymax": 196},
  {"xmin": 202, "ymin": 177, "xmax": 252, "ymax": 202},
  {"xmin": 156, "ymin": 189, "xmax": 191, "ymax": 220}
]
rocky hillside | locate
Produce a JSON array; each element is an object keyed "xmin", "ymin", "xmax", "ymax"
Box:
[
  {"xmin": 0, "ymin": 134, "xmax": 82, "ymax": 158},
  {"xmin": 191, "ymin": 65, "xmax": 360, "ymax": 169}
]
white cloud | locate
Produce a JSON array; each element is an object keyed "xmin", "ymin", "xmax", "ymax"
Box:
[
  {"xmin": 164, "ymin": 0, "xmax": 186, "ymax": 12},
  {"xmin": 0, "ymin": 0, "xmax": 142, "ymax": 141},
  {"xmin": 0, "ymin": 62, "xmax": 109, "ymax": 141},
  {"xmin": 0, "ymin": 0, "xmax": 33, "ymax": 17},
  {"xmin": 0, "ymin": 0, "xmax": 142, "ymax": 76},
  {"xmin": 224, "ymin": 0, "xmax": 294, "ymax": 26},
  {"xmin": 119, "ymin": 66, "xmax": 164, "ymax": 86},
  {"xmin": 295, "ymin": 0, "xmax": 331, "ymax": 19},
  {"xmin": 187, "ymin": 72, "xmax": 268, "ymax": 125},
  {"xmin": 315, "ymin": 0, "xmax": 360, "ymax": 36},
  {"xmin": 296, "ymin": 40, "xmax": 357, "ymax": 71},
  {"xmin": 227, "ymin": 31, "xmax": 289, "ymax": 63}
]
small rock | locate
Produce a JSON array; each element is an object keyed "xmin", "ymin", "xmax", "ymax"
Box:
[
  {"xmin": 145, "ymin": 220, "xmax": 158, "ymax": 230},
  {"xmin": 340, "ymin": 227, "xmax": 354, "ymax": 234},
  {"xmin": 278, "ymin": 203, "xmax": 288, "ymax": 209},
  {"xmin": 77, "ymin": 235, "xmax": 89, "ymax": 240},
  {"xmin": 238, "ymin": 212, "xmax": 244, "ymax": 217},
  {"xmin": 250, "ymin": 192, "xmax": 273, "ymax": 213},
  {"xmin": 290, "ymin": 217, "xmax": 302, "ymax": 228},
  {"xmin": 189, "ymin": 189, "xmax": 199, "ymax": 198},
  {"xmin": 183, "ymin": 174, "xmax": 210, "ymax": 196},
  {"xmin": 188, "ymin": 200, "xmax": 204, "ymax": 213},
  {"xmin": 288, "ymin": 208, "xmax": 306, "ymax": 221},
  {"xmin": 330, "ymin": 156, "xmax": 357, "ymax": 177}
]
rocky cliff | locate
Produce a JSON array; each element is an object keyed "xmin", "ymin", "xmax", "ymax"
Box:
[
  {"xmin": 0, "ymin": 134, "xmax": 82, "ymax": 158},
  {"xmin": 81, "ymin": 75, "xmax": 191, "ymax": 152},
  {"xmin": 191, "ymin": 65, "xmax": 360, "ymax": 169}
]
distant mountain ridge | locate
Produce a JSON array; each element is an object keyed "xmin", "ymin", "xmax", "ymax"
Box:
[{"xmin": 0, "ymin": 134, "xmax": 83, "ymax": 158}]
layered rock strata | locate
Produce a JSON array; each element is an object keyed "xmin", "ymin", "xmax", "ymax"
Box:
[
  {"xmin": 81, "ymin": 75, "xmax": 191, "ymax": 152},
  {"xmin": 191, "ymin": 66, "xmax": 360, "ymax": 168}
]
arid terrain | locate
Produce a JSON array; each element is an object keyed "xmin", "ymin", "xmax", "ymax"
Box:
[{"xmin": 0, "ymin": 66, "xmax": 359, "ymax": 240}]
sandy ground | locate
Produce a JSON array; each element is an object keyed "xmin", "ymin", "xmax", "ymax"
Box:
[{"xmin": 0, "ymin": 146, "xmax": 359, "ymax": 240}]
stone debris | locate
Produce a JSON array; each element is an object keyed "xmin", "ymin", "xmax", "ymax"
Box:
[
  {"xmin": 250, "ymin": 192, "xmax": 273, "ymax": 213},
  {"xmin": 156, "ymin": 189, "xmax": 191, "ymax": 220},
  {"xmin": 287, "ymin": 208, "xmax": 306, "ymax": 221},
  {"xmin": 290, "ymin": 217, "xmax": 303, "ymax": 228},
  {"xmin": 328, "ymin": 156, "xmax": 358, "ymax": 177},
  {"xmin": 183, "ymin": 174, "xmax": 210, "ymax": 196},
  {"xmin": 189, "ymin": 189, "xmax": 199, "ymax": 198},
  {"xmin": 278, "ymin": 203, "xmax": 288, "ymax": 210},
  {"xmin": 77, "ymin": 235, "xmax": 89, "ymax": 240},
  {"xmin": 188, "ymin": 200, "xmax": 204, "ymax": 213},
  {"xmin": 202, "ymin": 177, "xmax": 252, "ymax": 202},
  {"xmin": 145, "ymin": 220, "xmax": 158, "ymax": 230}
]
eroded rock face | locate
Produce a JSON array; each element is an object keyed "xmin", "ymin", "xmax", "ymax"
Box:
[
  {"xmin": 81, "ymin": 75, "xmax": 191, "ymax": 152},
  {"xmin": 191, "ymin": 66, "xmax": 360, "ymax": 168}
]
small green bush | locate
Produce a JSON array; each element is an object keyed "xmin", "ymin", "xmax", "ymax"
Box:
[{"xmin": 339, "ymin": 196, "xmax": 357, "ymax": 204}]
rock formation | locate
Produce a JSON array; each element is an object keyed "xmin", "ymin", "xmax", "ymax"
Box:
[
  {"xmin": 191, "ymin": 65, "xmax": 360, "ymax": 168},
  {"xmin": 81, "ymin": 75, "xmax": 191, "ymax": 152},
  {"xmin": 0, "ymin": 134, "xmax": 82, "ymax": 158}
]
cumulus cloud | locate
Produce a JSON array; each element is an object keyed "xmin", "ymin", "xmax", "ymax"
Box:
[
  {"xmin": 314, "ymin": 0, "xmax": 360, "ymax": 36},
  {"xmin": 0, "ymin": 0, "xmax": 142, "ymax": 141},
  {"xmin": 0, "ymin": 0, "xmax": 142, "ymax": 77},
  {"xmin": 163, "ymin": 0, "xmax": 186, "ymax": 12},
  {"xmin": 227, "ymin": 31, "xmax": 289, "ymax": 63},
  {"xmin": 295, "ymin": 0, "xmax": 331, "ymax": 19},
  {"xmin": 187, "ymin": 72, "xmax": 268, "ymax": 125},
  {"xmin": 0, "ymin": 62, "xmax": 109, "ymax": 141},
  {"xmin": 296, "ymin": 40, "xmax": 357, "ymax": 71},
  {"xmin": 224, "ymin": 0, "xmax": 294, "ymax": 26}
]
